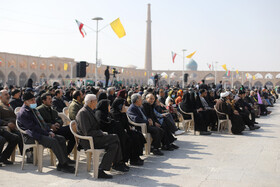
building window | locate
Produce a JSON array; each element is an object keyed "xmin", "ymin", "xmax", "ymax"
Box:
[
  {"xmin": 30, "ymin": 61, "xmax": 37, "ymax": 69},
  {"xmin": 49, "ymin": 63, "xmax": 55, "ymax": 70}
]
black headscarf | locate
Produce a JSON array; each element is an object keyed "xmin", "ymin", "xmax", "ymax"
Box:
[
  {"xmin": 98, "ymin": 92, "xmax": 108, "ymax": 102},
  {"xmin": 95, "ymin": 99, "xmax": 111, "ymax": 125},
  {"xmin": 111, "ymin": 98, "xmax": 125, "ymax": 114},
  {"xmin": 179, "ymin": 91, "xmax": 196, "ymax": 112}
]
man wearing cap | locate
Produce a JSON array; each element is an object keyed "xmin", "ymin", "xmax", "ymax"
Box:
[
  {"xmin": 17, "ymin": 92, "xmax": 75, "ymax": 173},
  {"xmin": 215, "ymin": 91, "xmax": 245, "ymax": 134},
  {"xmin": 9, "ymin": 89, "xmax": 23, "ymax": 110}
]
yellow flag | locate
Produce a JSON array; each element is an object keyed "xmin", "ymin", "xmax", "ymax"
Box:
[
  {"xmin": 110, "ymin": 18, "xmax": 126, "ymax": 38},
  {"xmin": 246, "ymin": 73, "xmax": 249, "ymax": 77},
  {"xmin": 64, "ymin": 63, "xmax": 68, "ymax": 71},
  {"xmin": 253, "ymin": 75, "xmax": 256, "ymax": 80},
  {"xmin": 236, "ymin": 69, "xmax": 239, "ymax": 74},
  {"xmin": 144, "ymin": 72, "xmax": 147, "ymax": 76},
  {"xmin": 186, "ymin": 51, "xmax": 196, "ymax": 58},
  {"xmin": 222, "ymin": 64, "xmax": 227, "ymax": 71}
]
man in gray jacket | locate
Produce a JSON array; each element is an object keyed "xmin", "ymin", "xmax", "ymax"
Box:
[{"xmin": 75, "ymin": 94, "xmax": 128, "ymax": 179}]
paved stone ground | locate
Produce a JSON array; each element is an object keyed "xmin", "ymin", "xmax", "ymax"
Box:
[{"xmin": 1, "ymin": 102, "xmax": 280, "ymax": 187}]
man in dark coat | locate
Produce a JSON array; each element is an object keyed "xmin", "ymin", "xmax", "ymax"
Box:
[
  {"xmin": 17, "ymin": 92, "xmax": 75, "ymax": 173},
  {"xmin": 68, "ymin": 90, "xmax": 84, "ymax": 120},
  {"xmin": 76, "ymin": 94, "xmax": 128, "ymax": 179},
  {"xmin": 37, "ymin": 93, "xmax": 75, "ymax": 155},
  {"xmin": 9, "ymin": 89, "xmax": 23, "ymax": 110},
  {"xmin": 52, "ymin": 89, "xmax": 66, "ymax": 113},
  {"xmin": 104, "ymin": 66, "xmax": 110, "ymax": 88},
  {"xmin": 0, "ymin": 120, "xmax": 19, "ymax": 165},
  {"xmin": 142, "ymin": 93, "xmax": 177, "ymax": 150},
  {"xmin": 235, "ymin": 90, "xmax": 260, "ymax": 130},
  {"xmin": 127, "ymin": 93, "xmax": 164, "ymax": 156},
  {"xmin": 0, "ymin": 90, "xmax": 23, "ymax": 155},
  {"xmin": 215, "ymin": 92, "xmax": 245, "ymax": 134}
]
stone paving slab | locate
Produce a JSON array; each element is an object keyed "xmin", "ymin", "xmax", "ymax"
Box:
[{"xmin": 0, "ymin": 102, "xmax": 279, "ymax": 187}]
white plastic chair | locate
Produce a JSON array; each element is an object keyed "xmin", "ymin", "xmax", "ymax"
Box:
[
  {"xmin": 178, "ymin": 104, "xmax": 196, "ymax": 134},
  {"xmin": 69, "ymin": 121, "xmax": 105, "ymax": 179},
  {"xmin": 15, "ymin": 120, "xmax": 56, "ymax": 171},
  {"xmin": 58, "ymin": 113, "xmax": 71, "ymax": 126},
  {"xmin": 64, "ymin": 100, "xmax": 70, "ymax": 107},
  {"xmin": 15, "ymin": 120, "xmax": 37, "ymax": 169},
  {"xmin": 58, "ymin": 112, "xmax": 77, "ymax": 160},
  {"xmin": 214, "ymin": 105, "xmax": 232, "ymax": 134},
  {"xmin": 63, "ymin": 107, "xmax": 69, "ymax": 117},
  {"xmin": 126, "ymin": 113, "xmax": 152, "ymax": 155},
  {"xmin": 14, "ymin": 107, "xmax": 21, "ymax": 114}
]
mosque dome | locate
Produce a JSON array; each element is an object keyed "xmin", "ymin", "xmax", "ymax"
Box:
[{"xmin": 186, "ymin": 59, "xmax": 198, "ymax": 71}]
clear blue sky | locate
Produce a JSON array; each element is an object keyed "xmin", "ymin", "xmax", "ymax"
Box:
[{"xmin": 1, "ymin": 0, "xmax": 280, "ymax": 72}]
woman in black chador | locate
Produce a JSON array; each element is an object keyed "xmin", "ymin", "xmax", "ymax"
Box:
[
  {"xmin": 111, "ymin": 98, "xmax": 146, "ymax": 166},
  {"xmin": 179, "ymin": 92, "xmax": 211, "ymax": 135},
  {"xmin": 95, "ymin": 99, "xmax": 146, "ymax": 166}
]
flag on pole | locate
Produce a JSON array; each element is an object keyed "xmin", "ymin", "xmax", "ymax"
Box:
[
  {"xmin": 253, "ymin": 75, "xmax": 256, "ymax": 80},
  {"xmin": 236, "ymin": 69, "xmax": 239, "ymax": 74},
  {"xmin": 226, "ymin": 70, "xmax": 230, "ymax": 76},
  {"xmin": 222, "ymin": 64, "xmax": 227, "ymax": 71},
  {"xmin": 186, "ymin": 51, "xmax": 196, "ymax": 58},
  {"xmin": 75, "ymin": 20, "xmax": 86, "ymax": 37},
  {"xmin": 64, "ymin": 63, "xmax": 68, "ymax": 71},
  {"xmin": 207, "ymin": 63, "xmax": 211, "ymax": 70},
  {"xmin": 110, "ymin": 18, "xmax": 126, "ymax": 38},
  {"xmin": 144, "ymin": 72, "xmax": 147, "ymax": 76},
  {"xmin": 171, "ymin": 51, "xmax": 177, "ymax": 63}
]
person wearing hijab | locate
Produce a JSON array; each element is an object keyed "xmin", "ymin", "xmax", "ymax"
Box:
[
  {"xmin": 95, "ymin": 99, "xmax": 130, "ymax": 169},
  {"xmin": 179, "ymin": 92, "xmax": 211, "ymax": 135},
  {"xmin": 97, "ymin": 92, "xmax": 108, "ymax": 102},
  {"xmin": 116, "ymin": 89, "xmax": 129, "ymax": 106},
  {"xmin": 111, "ymin": 98, "xmax": 146, "ymax": 166},
  {"xmin": 175, "ymin": 90, "xmax": 183, "ymax": 105}
]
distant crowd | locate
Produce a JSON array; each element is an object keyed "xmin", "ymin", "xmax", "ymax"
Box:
[{"xmin": 0, "ymin": 78, "xmax": 278, "ymax": 178}]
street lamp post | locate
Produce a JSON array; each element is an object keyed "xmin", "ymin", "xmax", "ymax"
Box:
[
  {"xmin": 182, "ymin": 49, "xmax": 187, "ymax": 88},
  {"xmin": 92, "ymin": 17, "xmax": 103, "ymax": 85},
  {"xmin": 214, "ymin": 61, "xmax": 218, "ymax": 85}
]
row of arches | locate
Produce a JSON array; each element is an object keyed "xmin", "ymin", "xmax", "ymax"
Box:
[
  {"xmin": 0, "ymin": 59, "xmax": 71, "ymax": 72},
  {"xmin": 0, "ymin": 71, "xmax": 70, "ymax": 87}
]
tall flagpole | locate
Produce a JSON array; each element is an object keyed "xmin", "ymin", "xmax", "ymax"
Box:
[
  {"xmin": 92, "ymin": 17, "xmax": 103, "ymax": 85},
  {"xmin": 215, "ymin": 61, "xmax": 218, "ymax": 85},
  {"xmin": 182, "ymin": 49, "xmax": 187, "ymax": 88}
]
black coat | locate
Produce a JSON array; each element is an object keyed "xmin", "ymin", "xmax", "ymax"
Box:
[
  {"xmin": 52, "ymin": 96, "xmax": 66, "ymax": 113},
  {"xmin": 9, "ymin": 97, "xmax": 23, "ymax": 110}
]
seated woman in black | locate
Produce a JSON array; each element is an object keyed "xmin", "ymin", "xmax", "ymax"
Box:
[
  {"xmin": 178, "ymin": 92, "xmax": 211, "ymax": 135},
  {"xmin": 111, "ymin": 98, "xmax": 146, "ymax": 166}
]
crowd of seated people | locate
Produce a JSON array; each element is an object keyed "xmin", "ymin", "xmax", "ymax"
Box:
[{"xmin": 0, "ymin": 78, "xmax": 277, "ymax": 177}]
